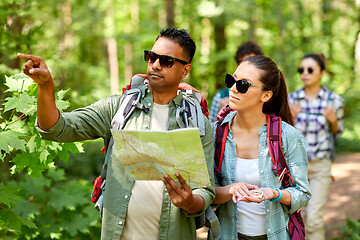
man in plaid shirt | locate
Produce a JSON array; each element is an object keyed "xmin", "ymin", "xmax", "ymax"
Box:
[{"xmin": 289, "ymin": 53, "xmax": 344, "ymax": 240}]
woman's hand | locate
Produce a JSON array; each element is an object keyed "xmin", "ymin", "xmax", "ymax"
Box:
[
  {"xmin": 237, "ymin": 187, "xmax": 278, "ymax": 203},
  {"xmin": 228, "ymin": 182, "xmax": 258, "ymax": 203},
  {"xmin": 323, "ymin": 106, "xmax": 339, "ymax": 134},
  {"xmin": 290, "ymin": 103, "xmax": 302, "ymax": 118}
]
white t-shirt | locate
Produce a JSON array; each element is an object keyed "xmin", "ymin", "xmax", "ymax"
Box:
[
  {"xmin": 121, "ymin": 103, "xmax": 169, "ymax": 240},
  {"xmin": 235, "ymin": 157, "xmax": 266, "ymax": 236}
]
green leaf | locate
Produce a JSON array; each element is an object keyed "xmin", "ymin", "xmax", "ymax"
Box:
[
  {"xmin": 18, "ymin": 175, "xmax": 51, "ymax": 197},
  {"xmin": 4, "ymin": 74, "xmax": 35, "ymax": 93},
  {"xmin": 27, "ymin": 136, "xmax": 37, "ymax": 152},
  {"xmin": 48, "ymin": 181, "xmax": 89, "ymax": 211},
  {"xmin": 14, "ymin": 200, "xmax": 40, "ymax": 221},
  {"xmin": 3, "ymin": 94, "xmax": 37, "ymax": 114},
  {"xmin": 0, "ymin": 130, "xmax": 26, "ymax": 155},
  {"xmin": 0, "ymin": 208, "xmax": 36, "ymax": 233},
  {"xmin": 47, "ymin": 168, "xmax": 66, "ymax": 182},
  {"xmin": 56, "ymin": 89, "xmax": 69, "ymax": 100},
  {"xmin": 55, "ymin": 89, "xmax": 70, "ymax": 111},
  {"xmin": 65, "ymin": 213, "xmax": 91, "ymax": 236},
  {"xmin": 55, "ymin": 99, "xmax": 70, "ymax": 111},
  {"xmin": 11, "ymin": 152, "xmax": 47, "ymax": 177},
  {"xmin": 0, "ymin": 183, "xmax": 22, "ymax": 208}
]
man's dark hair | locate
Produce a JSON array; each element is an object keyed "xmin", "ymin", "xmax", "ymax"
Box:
[
  {"xmin": 234, "ymin": 41, "xmax": 264, "ymax": 64},
  {"xmin": 156, "ymin": 27, "xmax": 196, "ymax": 63}
]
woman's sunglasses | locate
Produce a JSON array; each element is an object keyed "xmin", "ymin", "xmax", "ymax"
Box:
[
  {"xmin": 225, "ymin": 74, "xmax": 268, "ymax": 94},
  {"xmin": 297, "ymin": 67, "xmax": 313, "ymax": 74},
  {"xmin": 144, "ymin": 50, "xmax": 189, "ymax": 68}
]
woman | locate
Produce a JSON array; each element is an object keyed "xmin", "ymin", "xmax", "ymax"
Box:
[
  {"xmin": 288, "ymin": 54, "xmax": 344, "ymax": 240},
  {"xmin": 212, "ymin": 55, "xmax": 311, "ymax": 240}
]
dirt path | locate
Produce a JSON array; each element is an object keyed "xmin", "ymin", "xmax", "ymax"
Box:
[
  {"xmin": 324, "ymin": 152, "xmax": 360, "ymax": 239},
  {"xmin": 197, "ymin": 152, "xmax": 360, "ymax": 240}
]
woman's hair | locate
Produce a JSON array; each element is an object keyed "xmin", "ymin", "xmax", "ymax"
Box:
[
  {"xmin": 242, "ymin": 55, "xmax": 294, "ymax": 125},
  {"xmin": 302, "ymin": 53, "xmax": 326, "ymax": 71}
]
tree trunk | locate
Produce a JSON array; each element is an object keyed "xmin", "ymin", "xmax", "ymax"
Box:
[
  {"xmin": 61, "ymin": 0, "xmax": 73, "ymax": 53},
  {"xmin": 107, "ymin": 38, "xmax": 119, "ymax": 94},
  {"xmin": 354, "ymin": 1, "xmax": 360, "ymax": 81},
  {"xmin": 248, "ymin": 1, "xmax": 257, "ymax": 42},
  {"xmin": 213, "ymin": 12, "xmax": 227, "ymax": 89},
  {"xmin": 322, "ymin": 0, "xmax": 334, "ymax": 81},
  {"xmin": 106, "ymin": 0, "xmax": 119, "ymax": 94},
  {"xmin": 166, "ymin": 0, "xmax": 175, "ymax": 28}
]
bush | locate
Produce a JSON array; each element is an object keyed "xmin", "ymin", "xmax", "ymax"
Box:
[{"xmin": 0, "ymin": 73, "xmax": 101, "ymax": 239}]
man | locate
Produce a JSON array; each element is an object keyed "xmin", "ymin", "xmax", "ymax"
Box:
[
  {"xmin": 208, "ymin": 41, "xmax": 264, "ymax": 122},
  {"xmin": 18, "ymin": 27, "xmax": 215, "ymax": 240}
]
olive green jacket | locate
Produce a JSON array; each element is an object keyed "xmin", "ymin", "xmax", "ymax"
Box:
[{"xmin": 36, "ymin": 84, "xmax": 215, "ymax": 240}]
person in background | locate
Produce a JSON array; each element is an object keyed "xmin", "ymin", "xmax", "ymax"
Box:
[
  {"xmin": 212, "ymin": 55, "xmax": 311, "ymax": 239},
  {"xmin": 18, "ymin": 27, "xmax": 215, "ymax": 240},
  {"xmin": 208, "ymin": 41, "xmax": 264, "ymax": 122},
  {"xmin": 288, "ymin": 53, "xmax": 344, "ymax": 240}
]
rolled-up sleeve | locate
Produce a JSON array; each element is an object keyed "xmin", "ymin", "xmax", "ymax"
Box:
[
  {"xmin": 283, "ymin": 127, "xmax": 311, "ymax": 213},
  {"xmin": 35, "ymin": 95, "xmax": 122, "ymax": 143}
]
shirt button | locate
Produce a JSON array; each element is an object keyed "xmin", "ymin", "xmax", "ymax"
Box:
[
  {"xmin": 119, "ymin": 221, "xmax": 123, "ymax": 225},
  {"xmin": 260, "ymin": 170, "xmax": 264, "ymax": 174},
  {"xmin": 266, "ymin": 209, "xmax": 269, "ymax": 212},
  {"xmin": 260, "ymin": 152, "xmax": 264, "ymax": 155},
  {"xmin": 124, "ymin": 195, "xmax": 129, "ymax": 199},
  {"xmin": 147, "ymin": 89, "xmax": 151, "ymax": 93},
  {"xmin": 268, "ymin": 229, "xmax": 271, "ymax": 232},
  {"xmin": 148, "ymin": 103, "xmax": 151, "ymax": 107}
]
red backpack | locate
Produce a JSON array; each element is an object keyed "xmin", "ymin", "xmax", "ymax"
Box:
[{"xmin": 214, "ymin": 106, "xmax": 305, "ymax": 240}]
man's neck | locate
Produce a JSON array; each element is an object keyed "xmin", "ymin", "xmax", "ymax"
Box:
[{"xmin": 152, "ymin": 90, "xmax": 177, "ymax": 104}]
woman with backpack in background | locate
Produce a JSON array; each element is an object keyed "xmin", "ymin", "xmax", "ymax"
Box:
[
  {"xmin": 288, "ymin": 53, "xmax": 344, "ymax": 240},
  {"xmin": 211, "ymin": 55, "xmax": 311, "ymax": 240}
]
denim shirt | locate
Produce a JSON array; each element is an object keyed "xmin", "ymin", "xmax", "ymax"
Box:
[
  {"xmin": 36, "ymin": 84, "xmax": 215, "ymax": 240},
  {"xmin": 211, "ymin": 111, "xmax": 311, "ymax": 240}
]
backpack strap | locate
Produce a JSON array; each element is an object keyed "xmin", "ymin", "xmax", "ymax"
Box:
[
  {"xmin": 267, "ymin": 114, "xmax": 306, "ymax": 238},
  {"xmin": 266, "ymin": 114, "xmax": 294, "ymax": 187},
  {"xmin": 205, "ymin": 207, "xmax": 221, "ymax": 240},
  {"xmin": 176, "ymin": 90, "xmax": 206, "ymax": 136},
  {"xmin": 214, "ymin": 105, "xmax": 233, "ymax": 185}
]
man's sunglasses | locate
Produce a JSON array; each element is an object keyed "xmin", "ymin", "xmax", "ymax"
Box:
[
  {"xmin": 297, "ymin": 67, "xmax": 313, "ymax": 74},
  {"xmin": 144, "ymin": 50, "xmax": 189, "ymax": 68},
  {"xmin": 225, "ymin": 74, "xmax": 268, "ymax": 94}
]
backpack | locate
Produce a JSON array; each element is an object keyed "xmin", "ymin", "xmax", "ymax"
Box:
[
  {"xmin": 91, "ymin": 74, "xmax": 221, "ymax": 239},
  {"xmin": 214, "ymin": 106, "xmax": 305, "ymax": 240}
]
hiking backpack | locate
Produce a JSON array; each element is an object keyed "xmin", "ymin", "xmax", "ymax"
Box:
[
  {"xmin": 214, "ymin": 106, "xmax": 305, "ymax": 240},
  {"xmin": 90, "ymin": 74, "xmax": 221, "ymax": 239}
]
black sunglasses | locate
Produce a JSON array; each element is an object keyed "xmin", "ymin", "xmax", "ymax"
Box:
[
  {"xmin": 297, "ymin": 67, "xmax": 313, "ymax": 74},
  {"xmin": 225, "ymin": 74, "xmax": 268, "ymax": 94},
  {"xmin": 144, "ymin": 50, "xmax": 189, "ymax": 68}
]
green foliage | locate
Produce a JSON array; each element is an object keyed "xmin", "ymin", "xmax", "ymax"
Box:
[
  {"xmin": 334, "ymin": 218, "xmax": 360, "ymax": 240},
  {"xmin": 0, "ymin": 73, "xmax": 100, "ymax": 239}
]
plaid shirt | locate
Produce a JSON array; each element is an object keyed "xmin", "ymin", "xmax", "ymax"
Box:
[
  {"xmin": 288, "ymin": 87, "xmax": 344, "ymax": 161},
  {"xmin": 211, "ymin": 111, "xmax": 311, "ymax": 240}
]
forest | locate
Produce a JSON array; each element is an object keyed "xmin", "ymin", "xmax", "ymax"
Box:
[{"xmin": 1, "ymin": 0, "xmax": 359, "ymax": 239}]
